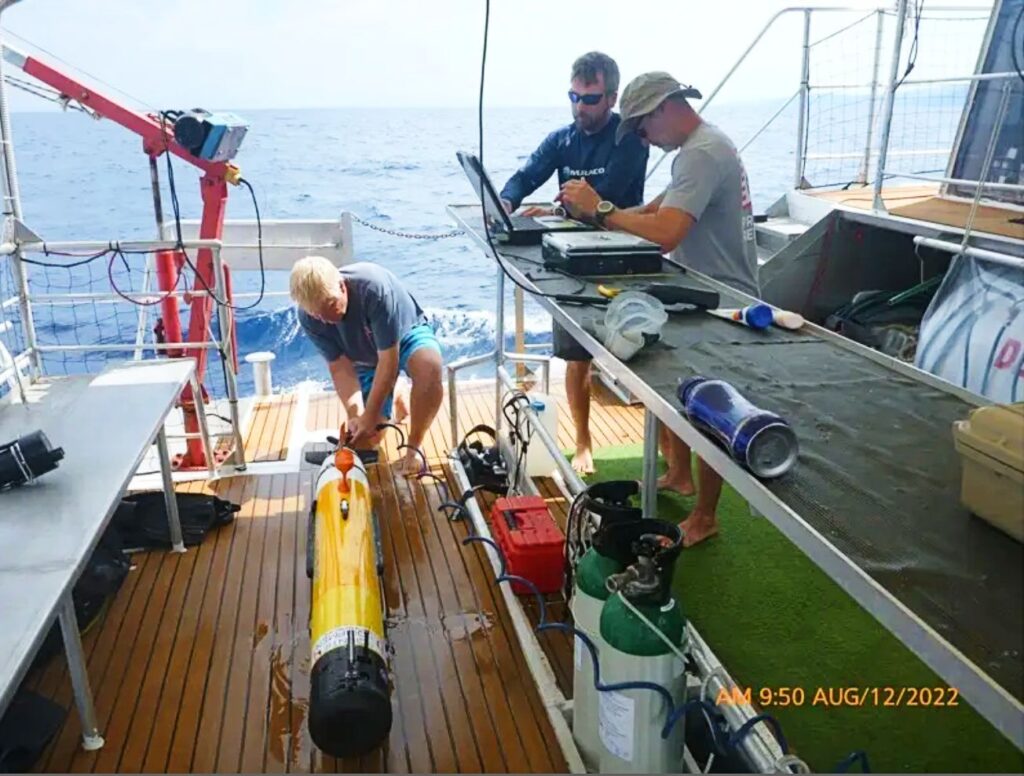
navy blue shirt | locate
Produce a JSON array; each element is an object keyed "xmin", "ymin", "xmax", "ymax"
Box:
[{"xmin": 499, "ymin": 113, "xmax": 648, "ymax": 211}]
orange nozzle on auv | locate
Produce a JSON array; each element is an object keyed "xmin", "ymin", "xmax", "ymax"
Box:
[{"xmin": 335, "ymin": 447, "xmax": 354, "ymax": 495}]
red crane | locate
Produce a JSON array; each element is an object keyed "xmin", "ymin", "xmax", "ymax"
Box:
[{"xmin": 5, "ymin": 45, "xmax": 239, "ymax": 469}]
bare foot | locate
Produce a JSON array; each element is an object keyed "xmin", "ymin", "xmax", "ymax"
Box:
[
  {"xmin": 657, "ymin": 473, "xmax": 695, "ymax": 497},
  {"xmin": 679, "ymin": 512, "xmax": 719, "ymax": 547},
  {"xmin": 572, "ymin": 446, "xmax": 596, "ymax": 475},
  {"xmin": 396, "ymin": 448, "xmax": 424, "ymax": 477}
]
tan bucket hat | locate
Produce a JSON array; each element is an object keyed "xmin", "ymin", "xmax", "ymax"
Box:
[{"xmin": 615, "ymin": 72, "xmax": 702, "ymax": 144}]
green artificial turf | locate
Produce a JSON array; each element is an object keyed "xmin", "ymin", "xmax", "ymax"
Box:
[{"xmin": 578, "ymin": 443, "xmax": 1024, "ymax": 773}]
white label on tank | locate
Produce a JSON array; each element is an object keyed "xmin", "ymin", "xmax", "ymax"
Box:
[
  {"xmin": 598, "ymin": 689, "xmax": 635, "ymax": 762},
  {"xmin": 574, "ymin": 634, "xmax": 583, "ymax": 670},
  {"xmin": 312, "ymin": 626, "xmax": 385, "ymax": 664}
]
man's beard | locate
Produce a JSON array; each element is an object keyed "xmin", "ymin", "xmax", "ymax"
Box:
[
  {"xmin": 574, "ymin": 114, "xmax": 596, "ymax": 132},
  {"xmin": 574, "ymin": 111, "xmax": 608, "ymax": 134}
]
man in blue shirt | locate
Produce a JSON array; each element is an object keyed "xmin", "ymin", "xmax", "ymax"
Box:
[
  {"xmin": 500, "ymin": 51, "xmax": 649, "ymax": 475},
  {"xmin": 291, "ymin": 256, "xmax": 443, "ymax": 475}
]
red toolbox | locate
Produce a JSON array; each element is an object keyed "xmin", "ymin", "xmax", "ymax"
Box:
[{"xmin": 490, "ymin": 495, "xmax": 565, "ymax": 595}]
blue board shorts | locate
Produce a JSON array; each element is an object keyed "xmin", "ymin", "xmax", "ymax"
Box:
[{"xmin": 355, "ymin": 323, "xmax": 441, "ymax": 419}]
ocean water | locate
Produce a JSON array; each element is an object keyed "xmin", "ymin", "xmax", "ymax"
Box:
[{"xmin": 6, "ymin": 101, "xmax": 802, "ymax": 395}]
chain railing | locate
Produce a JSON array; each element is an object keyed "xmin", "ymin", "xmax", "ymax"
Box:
[{"xmin": 348, "ymin": 213, "xmax": 464, "ymax": 241}]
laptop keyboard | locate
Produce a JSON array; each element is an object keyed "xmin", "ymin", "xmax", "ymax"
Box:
[{"xmin": 509, "ymin": 214, "xmax": 543, "ymax": 230}]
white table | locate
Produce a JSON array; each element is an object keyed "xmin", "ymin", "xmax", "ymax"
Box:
[
  {"xmin": 447, "ymin": 203, "xmax": 1024, "ymax": 753},
  {"xmin": 0, "ymin": 359, "xmax": 205, "ymax": 750}
]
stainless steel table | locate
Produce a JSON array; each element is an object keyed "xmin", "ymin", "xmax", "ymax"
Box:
[
  {"xmin": 447, "ymin": 204, "xmax": 1024, "ymax": 751},
  {"xmin": 0, "ymin": 359, "xmax": 204, "ymax": 750}
]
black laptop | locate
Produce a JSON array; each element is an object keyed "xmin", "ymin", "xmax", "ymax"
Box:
[{"xmin": 456, "ymin": 150, "xmax": 594, "ymax": 245}]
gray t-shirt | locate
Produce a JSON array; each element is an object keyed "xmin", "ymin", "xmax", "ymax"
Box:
[
  {"xmin": 661, "ymin": 122, "xmax": 760, "ymax": 297},
  {"xmin": 298, "ymin": 262, "xmax": 426, "ymax": 367}
]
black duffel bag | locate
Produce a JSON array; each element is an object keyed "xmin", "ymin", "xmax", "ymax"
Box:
[
  {"xmin": 115, "ymin": 491, "xmax": 240, "ymax": 549},
  {"xmin": 0, "ymin": 690, "xmax": 66, "ymax": 773},
  {"xmin": 31, "ymin": 518, "xmax": 132, "ymax": 669}
]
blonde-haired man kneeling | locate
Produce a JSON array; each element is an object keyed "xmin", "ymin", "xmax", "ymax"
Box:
[{"xmin": 290, "ymin": 256, "xmax": 442, "ymax": 474}]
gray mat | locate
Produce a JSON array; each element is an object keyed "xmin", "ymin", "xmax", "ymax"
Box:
[{"xmin": 495, "ymin": 236, "xmax": 1023, "ymax": 703}]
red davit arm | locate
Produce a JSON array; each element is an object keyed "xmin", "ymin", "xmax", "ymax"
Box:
[
  {"xmin": 17, "ymin": 51, "xmax": 227, "ymax": 177},
  {"xmin": 12, "ymin": 48, "xmax": 237, "ymax": 469}
]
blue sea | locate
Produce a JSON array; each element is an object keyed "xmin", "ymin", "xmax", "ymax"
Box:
[{"xmin": 2, "ymin": 97, "xmax": 942, "ymax": 395}]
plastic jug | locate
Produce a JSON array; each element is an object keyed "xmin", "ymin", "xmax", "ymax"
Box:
[{"xmin": 524, "ymin": 392, "xmax": 560, "ymax": 478}]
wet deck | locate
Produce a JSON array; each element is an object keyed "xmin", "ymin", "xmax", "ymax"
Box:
[{"xmin": 26, "ymin": 379, "xmax": 644, "ymax": 773}]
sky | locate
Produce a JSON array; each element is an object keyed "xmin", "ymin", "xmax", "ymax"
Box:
[{"xmin": 0, "ymin": 0, "xmax": 994, "ymax": 112}]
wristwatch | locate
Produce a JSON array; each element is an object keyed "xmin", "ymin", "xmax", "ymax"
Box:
[{"xmin": 595, "ymin": 200, "xmax": 616, "ymax": 227}]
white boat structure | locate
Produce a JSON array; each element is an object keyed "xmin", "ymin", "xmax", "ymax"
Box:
[{"xmin": 0, "ymin": 0, "xmax": 1020, "ymax": 772}]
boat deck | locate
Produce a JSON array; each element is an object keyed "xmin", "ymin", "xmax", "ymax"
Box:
[
  {"xmin": 809, "ymin": 183, "xmax": 1024, "ymax": 240},
  {"xmin": 24, "ymin": 380, "xmax": 643, "ymax": 773}
]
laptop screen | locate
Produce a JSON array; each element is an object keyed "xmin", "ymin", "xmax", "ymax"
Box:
[{"xmin": 456, "ymin": 151, "xmax": 513, "ymax": 232}]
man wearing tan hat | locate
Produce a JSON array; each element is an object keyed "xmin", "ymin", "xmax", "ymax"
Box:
[{"xmin": 559, "ymin": 71, "xmax": 760, "ymax": 546}]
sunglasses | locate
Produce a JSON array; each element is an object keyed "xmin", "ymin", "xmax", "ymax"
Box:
[
  {"xmin": 568, "ymin": 90, "xmax": 605, "ymax": 106},
  {"xmin": 635, "ymin": 109, "xmax": 658, "ymax": 140}
]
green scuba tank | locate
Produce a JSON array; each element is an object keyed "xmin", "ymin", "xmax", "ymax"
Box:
[
  {"xmin": 568, "ymin": 481, "xmax": 642, "ymax": 770},
  {"xmin": 598, "ymin": 523, "xmax": 686, "ymax": 774}
]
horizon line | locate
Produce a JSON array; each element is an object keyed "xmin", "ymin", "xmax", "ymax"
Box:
[{"xmin": 7, "ymin": 94, "xmax": 806, "ymax": 116}]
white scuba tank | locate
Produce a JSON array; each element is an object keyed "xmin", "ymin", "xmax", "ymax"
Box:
[
  {"xmin": 597, "ymin": 625, "xmax": 687, "ymax": 774},
  {"xmin": 597, "ymin": 526, "xmax": 687, "ymax": 774},
  {"xmin": 570, "ymin": 588, "xmax": 606, "ymax": 770},
  {"xmin": 567, "ymin": 483, "xmax": 648, "ymax": 771}
]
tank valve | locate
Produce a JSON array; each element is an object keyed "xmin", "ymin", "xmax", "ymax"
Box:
[{"xmin": 605, "ymin": 528, "xmax": 682, "ymax": 606}]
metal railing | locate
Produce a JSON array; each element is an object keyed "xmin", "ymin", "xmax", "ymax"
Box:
[
  {"xmin": 0, "ymin": 220, "xmax": 350, "ymax": 458},
  {"xmin": 876, "ymin": 76, "xmax": 1022, "ymax": 208},
  {"xmin": 672, "ymin": 3, "xmax": 1009, "ymax": 212},
  {"xmin": 445, "ymin": 203, "xmax": 808, "ymax": 772},
  {"xmin": 0, "ymin": 236, "xmax": 248, "ymax": 465}
]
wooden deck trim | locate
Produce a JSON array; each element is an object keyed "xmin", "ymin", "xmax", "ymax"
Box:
[
  {"xmin": 378, "ymin": 422, "xmax": 565, "ymax": 773},
  {"xmin": 809, "ymin": 183, "xmax": 939, "ymax": 209},
  {"xmin": 36, "ymin": 549, "xmax": 157, "ymax": 771},
  {"xmin": 807, "ymin": 183, "xmax": 1024, "ymax": 240},
  {"xmin": 245, "ymin": 397, "xmax": 297, "ymax": 463},
  {"xmin": 29, "ymin": 379, "xmax": 644, "ymax": 773}
]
